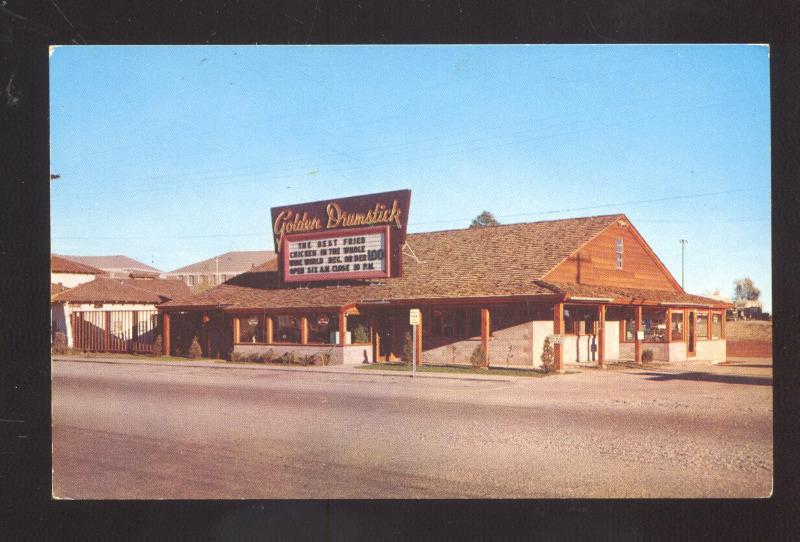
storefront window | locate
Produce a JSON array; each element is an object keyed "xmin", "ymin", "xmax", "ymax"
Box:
[
  {"xmin": 240, "ymin": 315, "xmax": 265, "ymax": 343},
  {"xmin": 347, "ymin": 315, "xmax": 371, "ymax": 344},
  {"xmin": 308, "ymin": 313, "xmax": 338, "ymax": 344},
  {"xmin": 670, "ymin": 311, "xmax": 684, "ymax": 341},
  {"xmin": 696, "ymin": 313, "xmax": 709, "ymax": 340},
  {"xmin": 273, "ymin": 315, "xmax": 301, "ymax": 344},
  {"xmin": 711, "ymin": 312, "xmax": 722, "ymax": 339},
  {"xmin": 642, "ymin": 309, "xmax": 667, "ymax": 342},
  {"xmin": 564, "ymin": 306, "xmax": 597, "ymax": 335}
]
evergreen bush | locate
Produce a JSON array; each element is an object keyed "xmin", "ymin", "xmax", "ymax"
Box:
[
  {"xmin": 642, "ymin": 349, "xmax": 654, "ymax": 363},
  {"xmin": 402, "ymin": 331, "xmax": 414, "ymax": 364},
  {"xmin": 540, "ymin": 337, "xmax": 555, "ymax": 373},
  {"xmin": 188, "ymin": 336, "xmax": 203, "ymax": 359},
  {"xmin": 52, "ymin": 332, "xmax": 68, "ymax": 355},
  {"xmin": 151, "ymin": 334, "xmax": 163, "ymax": 357},
  {"xmin": 469, "ymin": 344, "xmax": 485, "ymax": 368}
]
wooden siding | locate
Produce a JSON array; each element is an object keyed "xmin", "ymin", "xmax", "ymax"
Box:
[{"xmin": 544, "ymin": 222, "xmax": 680, "ymax": 292}]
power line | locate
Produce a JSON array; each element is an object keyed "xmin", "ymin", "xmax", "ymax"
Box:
[{"xmin": 52, "ymin": 185, "xmax": 766, "ymax": 240}]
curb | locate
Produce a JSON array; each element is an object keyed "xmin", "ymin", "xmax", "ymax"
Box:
[{"xmin": 52, "ymin": 356, "xmax": 525, "ymax": 383}]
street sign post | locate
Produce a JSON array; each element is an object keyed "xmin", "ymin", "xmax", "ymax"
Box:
[{"xmin": 409, "ymin": 309, "xmax": 420, "ymax": 378}]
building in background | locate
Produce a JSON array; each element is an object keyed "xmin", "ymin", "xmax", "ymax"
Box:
[
  {"xmin": 60, "ymin": 254, "xmax": 162, "ymax": 278},
  {"xmin": 165, "ymin": 251, "xmax": 276, "ymax": 293},
  {"xmin": 51, "ymin": 274, "xmax": 191, "ymax": 353},
  {"xmin": 51, "ymin": 254, "xmax": 105, "ymax": 291}
]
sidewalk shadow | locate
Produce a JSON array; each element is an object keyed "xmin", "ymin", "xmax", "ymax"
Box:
[{"xmin": 636, "ymin": 372, "xmax": 772, "ymax": 386}]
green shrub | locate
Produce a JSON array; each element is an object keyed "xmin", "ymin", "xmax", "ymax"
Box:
[
  {"xmin": 642, "ymin": 349, "xmax": 654, "ymax": 363},
  {"xmin": 151, "ymin": 334, "xmax": 163, "ymax": 357},
  {"xmin": 188, "ymin": 336, "xmax": 203, "ymax": 359},
  {"xmin": 255, "ymin": 351, "xmax": 270, "ymax": 364},
  {"xmin": 540, "ymin": 337, "xmax": 555, "ymax": 373},
  {"xmin": 469, "ymin": 344, "xmax": 485, "ymax": 368},
  {"xmin": 402, "ymin": 331, "xmax": 414, "ymax": 364},
  {"xmin": 321, "ymin": 352, "xmax": 332, "ymax": 366},
  {"xmin": 352, "ymin": 324, "xmax": 370, "ymax": 344},
  {"xmin": 52, "ymin": 332, "xmax": 68, "ymax": 355},
  {"xmin": 230, "ymin": 351, "xmax": 244, "ymax": 362}
]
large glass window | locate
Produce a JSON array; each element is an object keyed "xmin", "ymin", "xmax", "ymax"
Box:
[
  {"xmin": 642, "ymin": 309, "xmax": 667, "ymax": 342},
  {"xmin": 670, "ymin": 311, "xmax": 684, "ymax": 341},
  {"xmin": 563, "ymin": 306, "xmax": 597, "ymax": 335},
  {"xmin": 307, "ymin": 313, "xmax": 338, "ymax": 344},
  {"xmin": 711, "ymin": 312, "xmax": 722, "ymax": 339},
  {"xmin": 273, "ymin": 315, "xmax": 301, "ymax": 344},
  {"xmin": 696, "ymin": 313, "xmax": 709, "ymax": 340},
  {"xmin": 239, "ymin": 315, "xmax": 265, "ymax": 343}
]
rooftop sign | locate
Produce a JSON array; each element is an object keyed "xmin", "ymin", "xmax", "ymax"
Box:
[{"xmin": 270, "ymin": 190, "xmax": 411, "ymax": 283}]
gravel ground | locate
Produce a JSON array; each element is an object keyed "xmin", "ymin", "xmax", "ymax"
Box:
[{"xmin": 52, "ymin": 358, "xmax": 772, "ymax": 499}]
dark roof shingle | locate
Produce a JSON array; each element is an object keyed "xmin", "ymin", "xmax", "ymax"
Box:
[
  {"xmin": 162, "ymin": 214, "xmax": 624, "ymax": 310},
  {"xmin": 53, "ymin": 276, "xmax": 190, "ymax": 304},
  {"xmin": 51, "ymin": 255, "xmax": 105, "ymax": 275}
]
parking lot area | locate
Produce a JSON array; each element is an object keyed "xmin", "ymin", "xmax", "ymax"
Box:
[{"xmin": 52, "ymin": 358, "xmax": 772, "ymax": 499}]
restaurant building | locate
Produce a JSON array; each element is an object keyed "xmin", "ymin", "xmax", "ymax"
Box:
[{"xmin": 158, "ymin": 190, "xmax": 730, "ymax": 369}]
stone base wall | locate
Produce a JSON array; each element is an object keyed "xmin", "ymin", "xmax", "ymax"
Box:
[
  {"xmin": 696, "ymin": 339, "xmax": 726, "ymax": 363},
  {"xmin": 234, "ymin": 343, "xmax": 345, "ymax": 365}
]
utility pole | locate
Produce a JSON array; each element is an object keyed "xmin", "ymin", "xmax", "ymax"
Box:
[
  {"xmin": 679, "ymin": 239, "xmax": 688, "ymax": 290},
  {"xmin": 215, "ymin": 255, "xmax": 219, "ymax": 285}
]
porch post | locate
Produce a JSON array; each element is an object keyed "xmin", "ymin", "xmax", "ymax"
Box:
[
  {"xmin": 339, "ymin": 310, "xmax": 347, "ymax": 346},
  {"xmin": 666, "ymin": 310, "xmax": 673, "ymax": 342},
  {"xmin": 370, "ymin": 314, "xmax": 379, "ymax": 363},
  {"xmin": 415, "ymin": 308, "xmax": 423, "ymax": 366},
  {"xmin": 634, "ymin": 305, "xmax": 642, "ymax": 364},
  {"xmin": 300, "ymin": 316, "xmax": 308, "ymax": 345},
  {"xmin": 480, "ymin": 307, "xmax": 490, "ymax": 368},
  {"xmin": 203, "ymin": 311, "xmax": 210, "ymax": 357},
  {"xmin": 265, "ymin": 315, "xmax": 273, "ymax": 344},
  {"xmin": 597, "ymin": 304, "xmax": 606, "ymax": 368},
  {"xmin": 232, "ymin": 316, "xmax": 240, "ymax": 346},
  {"xmin": 132, "ymin": 310, "xmax": 139, "ymax": 351},
  {"xmin": 553, "ymin": 302, "xmax": 564, "ymax": 372},
  {"xmin": 162, "ymin": 312, "xmax": 171, "ymax": 356}
]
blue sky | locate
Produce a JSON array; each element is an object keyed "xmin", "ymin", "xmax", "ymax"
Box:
[{"xmin": 50, "ymin": 45, "xmax": 771, "ymax": 310}]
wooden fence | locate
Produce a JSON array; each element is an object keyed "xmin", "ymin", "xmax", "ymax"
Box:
[{"xmin": 70, "ymin": 310, "xmax": 160, "ymax": 353}]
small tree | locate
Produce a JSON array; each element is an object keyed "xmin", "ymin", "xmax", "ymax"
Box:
[
  {"xmin": 733, "ymin": 277, "xmax": 761, "ymax": 302},
  {"xmin": 52, "ymin": 331, "xmax": 68, "ymax": 355},
  {"xmin": 188, "ymin": 335, "xmax": 203, "ymax": 359},
  {"xmin": 540, "ymin": 337, "xmax": 555, "ymax": 373},
  {"xmin": 402, "ymin": 331, "xmax": 414, "ymax": 365},
  {"xmin": 469, "ymin": 344, "xmax": 485, "ymax": 368},
  {"xmin": 151, "ymin": 334, "xmax": 163, "ymax": 357},
  {"xmin": 469, "ymin": 210, "xmax": 501, "ymax": 228}
]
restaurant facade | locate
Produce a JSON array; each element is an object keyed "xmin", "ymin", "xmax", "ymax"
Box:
[{"xmin": 158, "ymin": 190, "xmax": 730, "ymax": 369}]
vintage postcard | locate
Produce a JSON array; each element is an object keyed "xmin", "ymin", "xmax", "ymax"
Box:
[{"xmin": 49, "ymin": 45, "xmax": 771, "ymax": 499}]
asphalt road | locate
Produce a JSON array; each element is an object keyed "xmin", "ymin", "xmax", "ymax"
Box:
[{"xmin": 52, "ymin": 359, "xmax": 773, "ymax": 499}]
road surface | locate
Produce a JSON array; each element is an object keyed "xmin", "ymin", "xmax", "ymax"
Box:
[{"xmin": 52, "ymin": 359, "xmax": 772, "ymax": 499}]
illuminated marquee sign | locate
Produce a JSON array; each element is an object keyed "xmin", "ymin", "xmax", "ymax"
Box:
[
  {"xmin": 270, "ymin": 190, "xmax": 411, "ymax": 283},
  {"xmin": 283, "ymin": 226, "xmax": 390, "ymax": 282}
]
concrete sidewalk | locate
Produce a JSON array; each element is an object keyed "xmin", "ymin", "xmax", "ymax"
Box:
[{"xmin": 51, "ymin": 355, "xmax": 530, "ymax": 382}]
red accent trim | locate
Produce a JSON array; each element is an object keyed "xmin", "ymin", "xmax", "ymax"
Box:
[{"xmin": 282, "ymin": 226, "xmax": 391, "ymax": 283}]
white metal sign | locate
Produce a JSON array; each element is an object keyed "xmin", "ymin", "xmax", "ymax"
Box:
[
  {"xmin": 548, "ymin": 334, "xmax": 565, "ymax": 344},
  {"xmin": 409, "ymin": 308, "xmax": 421, "ymax": 326}
]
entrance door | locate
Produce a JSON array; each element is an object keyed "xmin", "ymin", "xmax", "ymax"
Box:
[
  {"xmin": 376, "ymin": 314, "xmax": 400, "ymax": 362},
  {"xmin": 687, "ymin": 310, "xmax": 696, "ymax": 357}
]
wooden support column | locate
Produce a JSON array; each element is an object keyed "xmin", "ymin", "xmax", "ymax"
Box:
[
  {"xmin": 415, "ymin": 308, "xmax": 423, "ymax": 365},
  {"xmin": 162, "ymin": 312, "xmax": 171, "ymax": 356},
  {"xmin": 132, "ymin": 310, "xmax": 139, "ymax": 346},
  {"xmin": 666, "ymin": 310, "xmax": 673, "ymax": 342},
  {"xmin": 370, "ymin": 314, "xmax": 379, "ymax": 363},
  {"xmin": 553, "ymin": 302, "xmax": 564, "ymax": 372},
  {"xmin": 338, "ymin": 311, "xmax": 347, "ymax": 346},
  {"xmin": 300, "ymin": 316, "xmax": 308, "ymax": 345},
  {"xmin": 634, "ymin": 305, "xmax": 643, "ymax": 364},
  {"xmin": 265, "ymin": 315, "xmax": 273, "ymax": 344},
  {"xmin": 480, "ymin": 307, "xmax": 490, "ymax": 368},
  {"xmin": 597, "ymin": 304, "xmax": 606, "ymax": 368},
  {"xmin": 232, "ymin": 316, "xmax": 240, "ymax": 346},
  {"xmin": 202, "ymin": 312, "xmax": 210, "ymax": 357},
  {"xmin": 721, "ymin": 310, "xmax": 726, "ymax": 339},
  {"xmin": 104, "ymin": 311, "xmax": 111, "ymax": 352}
]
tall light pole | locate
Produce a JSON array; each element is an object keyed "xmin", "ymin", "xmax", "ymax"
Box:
[{"xmin": 679, "ymin": 239, "xmax": 688, "ymax": 290}]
